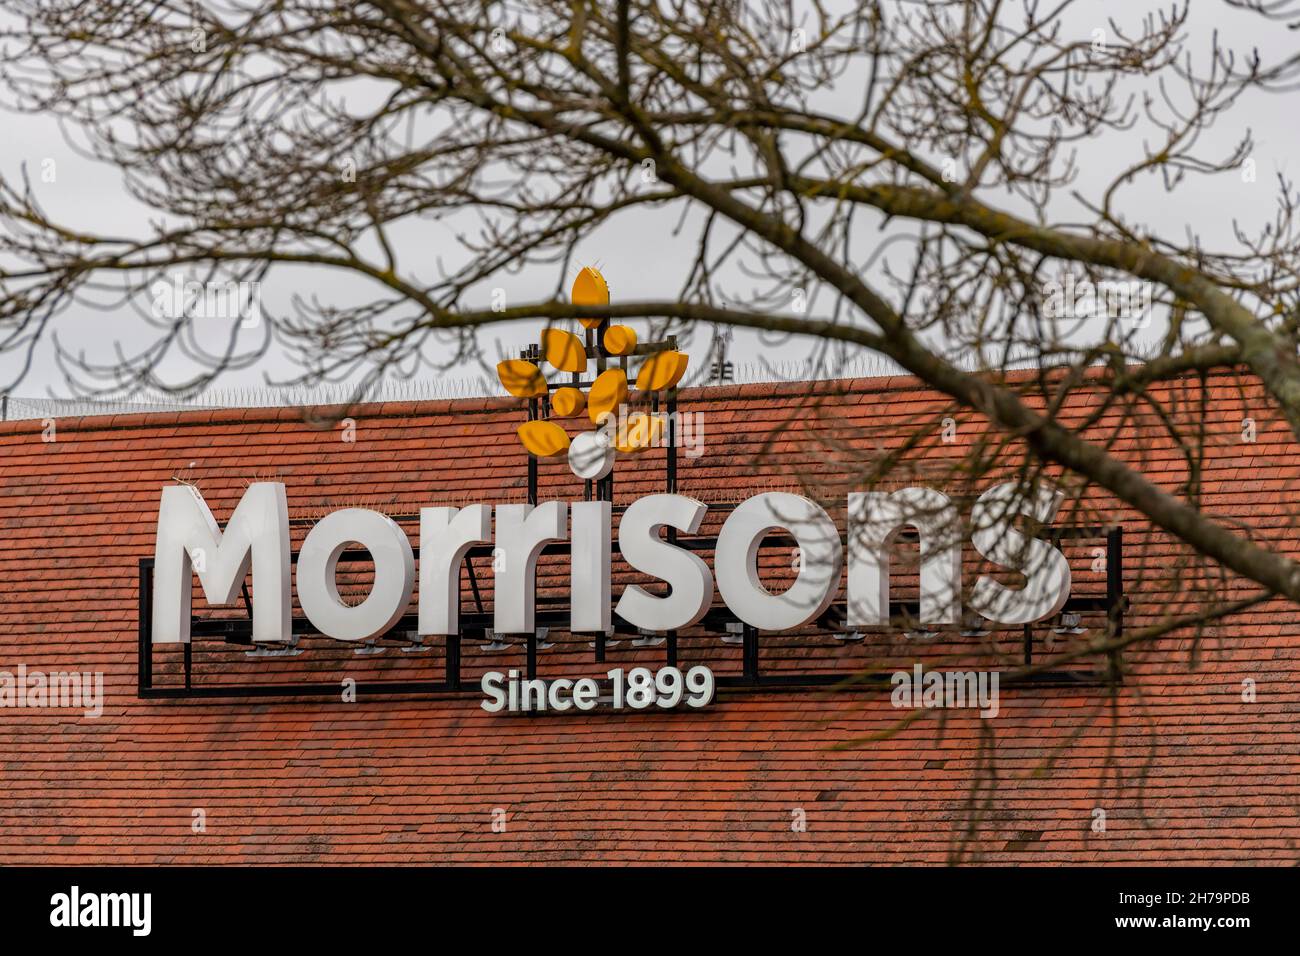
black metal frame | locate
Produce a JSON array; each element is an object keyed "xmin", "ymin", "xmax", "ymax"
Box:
[
  {"xmin": 137, "ymin": 522, "xmax": 1125, "ymax": 700},
  {"xmin": 138, "ymin": 326, "xmax": 1125, "ymax": 700}
]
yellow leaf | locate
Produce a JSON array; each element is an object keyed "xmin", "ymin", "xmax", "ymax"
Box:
[
  {"xmin": 497, "ymin": 359, "xmax": 546, "ymax": 398},
  {"xmin": 551, "ymin": 386, "xmax": 586, "ymax": 417},
  {"xmin": 587, "ymin": 368, "xmax": 628, "ymax": 425},
  {"xmin": 615, "ymin": 412, "xmax": 665, "ymax": 454},
  {"xmin": 517, "ymin": 420, "xmax": 570, "ymax": 457},
  {"xmin": 603, "ymin": 324, "xmax": 637, "ymax": 356},
  {"xmin": 541, "ymin": 328, "xmax": 587, "ymax": 373},
  {"xmin": 634, "ymin": 350, "xmax": 688, "ymax": 392},
  {"xmin": 571, "ymin": 266, "xmax": 609, "ymax": 330}
]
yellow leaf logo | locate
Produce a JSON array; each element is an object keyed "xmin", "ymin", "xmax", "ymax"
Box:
[{"xmin": 498, "ymin": 267, "xmax": 688, "ymax": 478}]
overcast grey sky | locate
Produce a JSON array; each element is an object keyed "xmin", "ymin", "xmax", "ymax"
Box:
[{"xmin": 1, "ymin": 0, "xmax": 1297, "ymax": 406}]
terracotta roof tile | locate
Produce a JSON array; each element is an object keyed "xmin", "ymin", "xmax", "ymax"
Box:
[{"xmin": 0, "ymin": 369, "xmax": 1296, "ymax": 863}]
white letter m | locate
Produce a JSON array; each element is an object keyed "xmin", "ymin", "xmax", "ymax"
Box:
[{"xmin": 151, "ymin": 482, "xmax": 291, "ymax": 644}]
